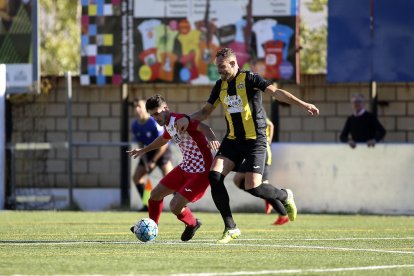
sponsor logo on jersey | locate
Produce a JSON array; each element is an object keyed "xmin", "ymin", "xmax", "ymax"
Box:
[{"xmin": 224, "ymin": 95, "xmax": 244, "ymax": 113}]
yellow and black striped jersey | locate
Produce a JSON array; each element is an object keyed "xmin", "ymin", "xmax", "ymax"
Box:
[
  {"xmin": 265, "ymin": 117, "xmax": 273, "ymax": 165},
  {"xmin": 208, "ymin": 70, "xmax": 271, "ymax": 140}
]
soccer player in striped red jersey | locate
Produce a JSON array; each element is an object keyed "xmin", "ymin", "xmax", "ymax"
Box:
[{"xmin": 127, "ymin": 94, "xmax": 220, "ymax": 241}]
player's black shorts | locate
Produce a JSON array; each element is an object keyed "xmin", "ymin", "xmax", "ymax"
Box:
[
  {"xmin": 138, "ymin": 146, "xmax": 172, "ymax": 168},
  {"xmin": 217, "ymin": 137, "xmax": 267, "ymax": 175},
  {"xmin": 239, "ymin": 163, "xmax": 270, "ymax": 181}
]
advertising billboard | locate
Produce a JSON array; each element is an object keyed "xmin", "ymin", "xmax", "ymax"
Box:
[{"xmin": 80, "ymin": 0, "xmax": 299, "ymax": 85}]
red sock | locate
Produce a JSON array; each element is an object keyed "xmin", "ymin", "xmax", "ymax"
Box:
[
  {"xmin": 176, "ymin": 207, "xmax": 196, "ymax": 227},
  {"xmin": 148, "ymin": 198, "xmax": 163, "ymax": 224}
]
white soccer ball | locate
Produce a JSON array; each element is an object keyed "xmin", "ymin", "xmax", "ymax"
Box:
[{"xmin": 133, "ymin": 218, "xmax": 158, "ymax": 242}]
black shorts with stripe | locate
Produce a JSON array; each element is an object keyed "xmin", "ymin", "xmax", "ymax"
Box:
[{"xmin": 217, "ymin": 137, "xmax": 267, "ymax": 175}]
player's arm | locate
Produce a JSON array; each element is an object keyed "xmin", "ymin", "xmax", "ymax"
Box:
[
  {"xmin": 196, "ymin": 121, "xmax": 220, "ymax": 151},
  {"xmin": 264, "ymin": 85, "xmax": 319, "ymax": 116},
  {"xmin": 190, "ymin": 102, "xmax": 215, "ymax": 121},
  {"xmin": 175, "ymin": 103, "xmax": 216, "ymax": 133},
  {"xmin": 126, "ymin": 136, "xmax": 169, "ymax": 159}
]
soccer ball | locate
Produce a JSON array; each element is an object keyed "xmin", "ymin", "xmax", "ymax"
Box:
[{"xmin": 133, "ymin": 218, "xmax": 158, "ymax": 242}]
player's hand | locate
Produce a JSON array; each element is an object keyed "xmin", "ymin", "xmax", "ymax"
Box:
[
  {"xmin": 348, "ymin": 139, "xmax": 356, "ymax": 149},
  {"xmin": 175, "ymin": 117, "xmax": 190, "ymax": 134},
  {"xmin": 305, "ymin": 104, "xmax": 319, "ymax": 116},
  {"xmin": 126, "ymin": 148, "xmax": 143, "ymax": 159},
  {"xmin": 367, "ymin": 139, "xmax": 376, "ymax": 147},
  {"xmin": 208, "ymin": 140, "xmax": 220, "ymax": 151}
]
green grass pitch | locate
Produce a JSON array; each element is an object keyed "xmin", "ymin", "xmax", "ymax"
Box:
[{"xmin": 0, "ymin": 211, "xmax": 413, "ymax": 275}]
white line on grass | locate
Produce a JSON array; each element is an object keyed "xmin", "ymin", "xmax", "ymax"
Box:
[
  {"xmin": 1, "ymin": 240, "xmax": 414, "ymax": 255},
  {"xmin": 199, "ymin": 237, "xmax": 414, "ymax": 241},
  {"xmin": 163, "ymin": 241, "xmax": 414, "ymax": 255},
  {"xmin": 256, "ymin": 237, "xmax": 414, "ymax": 241},
  {"xmin": 168, "ymin": 264, "xmax": 414, "ymax": 276}
]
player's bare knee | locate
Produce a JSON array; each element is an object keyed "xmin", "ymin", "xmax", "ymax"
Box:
[
  {"xmin": 149, "ymin": 190, "xmax": 162, "ymax": 201},
  {"xmin": 169, "ymin": 197, "xmax": 184, "ymax": 215}
]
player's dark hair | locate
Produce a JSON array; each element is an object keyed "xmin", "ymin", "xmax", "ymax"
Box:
[
  {"xmin": 146, "ymin": 94, "xmax": 166, "ymax": 111},
  {"xmin": 216, "ymin": 47, "xmax": 235, "ymax": 59}
]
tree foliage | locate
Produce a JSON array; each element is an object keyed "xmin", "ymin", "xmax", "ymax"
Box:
[
  {"xmin": 299, "ymin": 0, "xmax": 327, "ymax": 74},
  {"xmin": 306, "ymin": 0, "xmax": 328, "ymax": 12},
  {"xmin": 299, "ymin": 22, "xmax": 327, "ymax": 74},
  {"xmin": 39, "ymin": 0, "xmax": 80, "ymax": 76}
]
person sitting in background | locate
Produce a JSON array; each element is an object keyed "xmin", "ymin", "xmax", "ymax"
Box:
[
  {"xmin": 131, "ymin": 98, "xmax": 173, "ymax": 211},
  {"xmin": 340, "ymin": 93, "xmax": 386, "ymax": 149}
]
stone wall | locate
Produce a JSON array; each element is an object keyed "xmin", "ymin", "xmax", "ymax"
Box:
[{"xmin": 8, "ymin": 75, "xmax": 414, "ymax": 189}]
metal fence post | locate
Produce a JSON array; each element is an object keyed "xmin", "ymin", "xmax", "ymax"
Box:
[{"xmin": 66, "ymin": 72, "xmax": 74, "ymax": 207}]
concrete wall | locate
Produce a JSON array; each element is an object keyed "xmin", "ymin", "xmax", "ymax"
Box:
[
  {"xmin": 153, "ymin": 143, "xmax": 414, "ymax": 215},
  {"xmin": 21, "ymin": 143, "xmax": 414, "ymax": 215},
  {"xmin": 6, "ymin": 75, "xmax": 414, "ymax": 213},
  {"xmin": 269, "ymin": 143, "xmax": 414, "ymax": 215}
]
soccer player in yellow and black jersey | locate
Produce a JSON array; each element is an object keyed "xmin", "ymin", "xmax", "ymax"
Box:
[{"xmin": 176, "ymin": 47, "xmax": 319, "ymax": 243}]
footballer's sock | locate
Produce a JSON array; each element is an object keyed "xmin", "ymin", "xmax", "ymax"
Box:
[
  {"xmin": 136, "ymin": 183, "xmax": 145, "ymax": 198},
  {"xmin": 148, "ymin": 198, "xmax": 163, "ymax": 224},
  {"xmin": 240, "ymin": 180, "xmax": 287, "ymax": 201},
  {"xmin": 177, "ymin": 207, "xmax": 197, "ymax": 227},
  {"xmin": 246, "ymin": 184, "xmax": 288, "ymax": 216},
  {"xmin": 208, "ymin": 171, "xmax": 236, "ymax": 229},
  {"xmin": 266, "ymin": 198, "xmax": 287, "ymax": 216}
]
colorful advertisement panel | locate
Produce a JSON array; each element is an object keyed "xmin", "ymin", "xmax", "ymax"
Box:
[
  {"xmin": 80, "ymin": 0, "xmax": 124, "ymax": 85},
  {"xmin": 81, "ymin": 0, "xmax": 299, "ymax": 85}
]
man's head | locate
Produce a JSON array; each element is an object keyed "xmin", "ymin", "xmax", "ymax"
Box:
[
  {"xmin": 350, "ymin": 93, "xmax": 366, "ymax": 114},
  {"xmin": 133, "ymin": 98, "xmax": 148, "ymax": 119},
  {"xmin": 146, "ymin": 94, "xmax": 170, "ymax": 126},
  {"xmin": 215, "ymin": 48, "xmax": 239, "ymax": 82}
]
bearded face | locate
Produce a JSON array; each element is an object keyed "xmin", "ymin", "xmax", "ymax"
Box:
[{"xmin": 216, "ymin": 56, "xmax": 237, "ymax": 82}]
